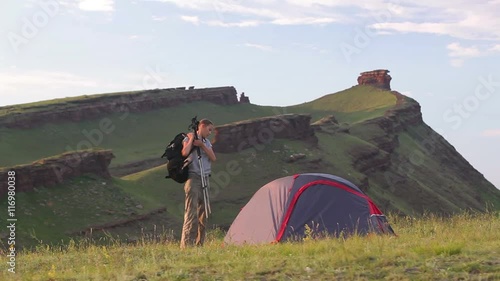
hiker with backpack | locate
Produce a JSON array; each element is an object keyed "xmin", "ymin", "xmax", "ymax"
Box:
[{"xmin": 180, "ymin": 118, "xmax": 216, "ymax": 249}]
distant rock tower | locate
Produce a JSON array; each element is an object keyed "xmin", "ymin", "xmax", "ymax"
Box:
[
  {"xmin": 357, "ymin": 69, "xmax": 391, "ymax": 90},
  {"xmin": 239, "ymin": 92, "xmax": 250, "ymax": 103}
]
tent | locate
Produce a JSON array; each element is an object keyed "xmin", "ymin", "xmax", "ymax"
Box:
[{"xmin": 224, "ymin": 173, "xmax": 395, "ymax": 245}]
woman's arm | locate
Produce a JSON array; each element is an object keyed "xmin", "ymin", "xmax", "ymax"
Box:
[{"xmin": 181, "ymin": 133, "xmax": 194, "ymax": 157}]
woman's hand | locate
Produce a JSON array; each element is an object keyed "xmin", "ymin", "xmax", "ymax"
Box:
[{"xmin": 192, "ymin": 139, "xmax": 204, "ymax": 147}]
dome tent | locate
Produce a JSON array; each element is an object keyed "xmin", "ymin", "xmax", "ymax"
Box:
[{"xmin": 224, "ymin": 173, "xmax": 395, "ymax": 245}]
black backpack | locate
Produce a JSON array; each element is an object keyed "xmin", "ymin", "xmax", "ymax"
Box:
[{"xmin": 161, "ymin": 133, "xmax": 192, "ymax": 183}]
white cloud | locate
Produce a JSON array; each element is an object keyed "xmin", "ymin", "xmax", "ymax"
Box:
[
  {"xmin": 447, "ymin": 42, "xmax": 482, "ymax": 58},
  {"xmin": 243, "ymin": 43, "xmax": 273, "ymax": 52},
  {"xmin": 446, "ymin": 42, "xmax": 500, "ymax": 67},
  {"xmin": 152, "ymin": 16, "xmax": 167, "ymax": 21},
  {"xmin": 490, "ymin": 44, "xmax": 500, "ymax": 52},
  {"xmin": 152, "ymin": 1, "xmax": 500, "ymax": 42},
  {"xmin": 207, "ymin": 20, "xmax": 260, "ymax": 27},
  {"xmin": 0, "ymin": 71, "xmax": 98, "ymax": 89},
  {"xmin": 482, "ymin": 129, "xmax": 500, "ymax": 137},
  {"xmin": 129, "ymin": 35, "xmax": 139, "ymax": 40},
  {"xmin": 154, "ymin": 0, "xmax": 344, "ymax": 27},
  {"xmin": 151, "ymin": 1, "xmax": 500, "ymax": 66},
  {"xmin": 180, "ymin": 15, "xmax": 200, "ymax": 25},
  {"xmin": 78, "ymin": 0, "xmax": 114, "ymax": 12},
  {"xmin": 0, "ymin": 70, "xmax": 138, "ymax": 106},
  {"xmin": 271, "ymin": 17, "xmax": 337, "ymax": 25}
]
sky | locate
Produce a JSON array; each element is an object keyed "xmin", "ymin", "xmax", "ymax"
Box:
[{"xmin": 0, "ymin": 0, "xmax": 499, "ymax": 189}]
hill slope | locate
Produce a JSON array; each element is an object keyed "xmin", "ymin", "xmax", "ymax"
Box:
[{"xmin": 1, "ymin": 85, "xmax": 499, "ymax": 248}]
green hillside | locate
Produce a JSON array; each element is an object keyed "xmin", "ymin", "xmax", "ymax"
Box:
[
  {"xmin": 290, "ymin": 85, "xmax": 397, "ymax": 123},
  {"xmin": 0, "ymin": 86, "xmax": 396, "ymax": 168},
  {"xmin": 3, "ymin": 213, "xmax": 499, "ymax": 281},
  {"xmin": 0, "ymin": 102, "xmax": 285, "ymax": 167},
  {"xmin": 1, "ymin": 85, "xmax": 499, "ymax": 248}
]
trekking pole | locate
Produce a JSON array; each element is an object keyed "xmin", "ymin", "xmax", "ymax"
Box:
[
  {"xmin": 193, "ymin": 123, "xmax": 211, "ymax": 219},
  {"xmin": 197, "ymin": 152, "xmax": 211, "ymax": 218}
]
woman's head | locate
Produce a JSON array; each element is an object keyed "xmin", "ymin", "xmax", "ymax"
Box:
[{"xmin": 198, "ymin": 119, "xmax": 214, "ymax": 138}]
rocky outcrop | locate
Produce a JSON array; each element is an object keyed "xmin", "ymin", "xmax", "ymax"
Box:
[
  {"xmin": 372, "ymin": 92, "xmax": 422, "ymax": 133},
  {"xmin": 350, "ymin": 91, "xmax": 422, "ymax": 153},
  {"xmin": 212, "ymin": 114, "xmax": 318, "ymax": 153},
  {"xmin": 239, "ymin": 92, "xmax": 250, "ymax": 103},
  {"xmin": 311, "ymin": 115, "xmax": 350, "ymax": 134},
  {"xmin": 0, "ymin": 87, "xmax": 242, "ymax": 129},
  {"xmin": 357, "ymin": 69, "xmax": 391, "ymax": 90},
  {"xmin": 349, "ymin": 145, "xmax": 391, "ymax": 173},
  {"xmin": 0, "ymin": 150, "xmax": 114, "ymax": 198}
]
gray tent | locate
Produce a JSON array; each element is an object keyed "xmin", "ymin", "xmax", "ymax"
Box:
[{"xmin": 225, "ymin": 173, "xmax": 395, "ymax": 245}]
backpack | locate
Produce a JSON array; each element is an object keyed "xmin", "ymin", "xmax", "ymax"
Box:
[{"xmin": 161, "ymin": 133, "xmax": 192, "ymax": 183}]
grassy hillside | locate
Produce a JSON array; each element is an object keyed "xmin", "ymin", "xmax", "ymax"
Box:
[
  {"xmin": 1, "ymin": 84, "xmax": 500, "ymax": 248},
  {"xmin": 0, "ymin": 102, "xmax": 287, "ymax": 167},
  {"xmin": 0, "ymin": 173, "xmax": 172, "ymax": 249},
  {"xmin": 0, "ymin": 85, "xmax": 396, "ymax": 168},
  {"xmin": 0, "ymin": 90, "xmax": 143, "ymax": 117},
  {"xmin": 2, "ymin": 212, "xmax": 498, "ymax": 280},
  {"xmin": 290, "ymin": 85, "xmax": 397, "ymax": 123}
]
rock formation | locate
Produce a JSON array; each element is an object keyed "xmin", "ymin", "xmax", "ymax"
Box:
[
  {"xmin": 212, "ymin": 114, "xmax": 317, "ymax": 153},
  {"xmin": 0, "ymin": 86, "xmax": 245, "ymax": 129},
  {"xmin": 357, "ymin": 69, "xmax": 392, "ymax": 90},
  {"xmin": 350, "ymin": 91, "xmax": 422, "ymax": 154},
  {"xmin": 239, "ymin": 92, "xmax": 250, "ymax": 103},
  {"xmin": 0, "ymin": 150, "xmax": 114, "ymax": 198}
]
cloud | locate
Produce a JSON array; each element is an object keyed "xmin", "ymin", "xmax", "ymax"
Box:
[
  {"xmin": 481, "ymin": 129, "xmax": 500, "ymax": 137},
  {"xmin": 490, "ymin": 44, "xmax": 500, "ymax": 52},
  {"xmin": 142, "ymin": 1, "xmax": 500, "ymax": 64},
  {"xmin": 78, "ymin": 0, "xmax": 114, "ymax": 12},
  {"xmin": 0, "ymin": 70, "xmax": 136, "ymax": 105},
  {"xmin": 153, "ymin": 0, "xmax": 344, "ymax": 27},
  {"xmin": 152, "ymin": 16, "xmax": 167, "ymax": 21},
  {"xmin": 180, "ymin": 15, "xmax": 200, "ymax": 25},
  {"xmin": 271, "ymin": 17, "xmax": 337, "ymax": 25},
  {"xmin": 447, "ymin": 42, "xmax": 482, "ymax": 58},
  {"xmin": 0, "ymin": 71, "xmax": 98, "ymax": 89},
  {"xmin": 243, "ymin": 43, "xmax": 273, "ymax": 52},
  {"xmin": 446, "ymin": 42, "xmax": 500, "ymax": 67},
  {"xmin": 207, "ymin": 20, "xmax": 260, "ymax": 27}
]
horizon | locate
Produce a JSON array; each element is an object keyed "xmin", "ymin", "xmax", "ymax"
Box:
[{"xmin": 1, "ymin": 0, "xmax": 499, "ymax": 189}]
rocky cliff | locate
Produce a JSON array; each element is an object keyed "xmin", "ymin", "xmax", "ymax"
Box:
[
  {"xmin": 0, "ymin": 86, "xmax": 243, "ymax": 129},
  {"xmin": 212, "ymin": 114, "xmax": 318, "ymax": 153},
  {"xmin": 0, "ymin": 150, "xmax": 114, "ymax": 198},
  {"xmin": 355, "ymin": 91, "xmax": 423, "ymax": 153},
  {"xmin": 357, "ymin": 69, "xmax": 392, "ymax": 90}
]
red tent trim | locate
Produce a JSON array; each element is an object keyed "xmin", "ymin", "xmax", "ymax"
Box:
[{"xmin": 275, "ymin": 180, "xmax": 381, "ymax": 241}]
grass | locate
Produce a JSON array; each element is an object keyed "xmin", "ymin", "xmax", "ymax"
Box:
[
  {"xmin": 0, "ymin": 175, "xmax": 154, "ymax": 248},
  {"xmin": 0, "ymin": 102, "xmax": 288, "ymax": 168},
  {"xmin": 292, "ymin": 85, "xmax": 397, "ymax": 113},
  {"xmin": 0, "ymin": 88, "xmax": 186, "ymax": 117},
  {"xmin": 2, "ymin": 212, "xmax": 498, "ymax": 280},
  {"xmin": 2, "ymin": 83, "xmax": 500, "ymax": 266},
  {"xmin": 0, "ymin": 85, "xmax": 396, "ymax": 169}
]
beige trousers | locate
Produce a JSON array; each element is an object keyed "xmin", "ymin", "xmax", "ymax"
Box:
[{"xmin": 180, "ymin": 174, "xmax": 207, "ymax": 248}]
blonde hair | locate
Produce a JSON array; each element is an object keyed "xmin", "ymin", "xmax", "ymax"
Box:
[{"xmin": 199, "ymin": 119, "xmax": 213, "ymax": 126}]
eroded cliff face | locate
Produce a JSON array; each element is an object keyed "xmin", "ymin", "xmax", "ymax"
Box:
[
  {"xmin": 356, "ymin": 91, "xmax": 423, "ymax": 153},
  {"xmin": 212, "ymin": 114, "xmax": 318, "ymax": 153},
  {"xmin": 335, "ymin": 92, "xmax": 424, "ymax": 191},
  {"xmin": 357, "ymin": 69, "xmax": 392, "ymax": 90},
  {"xmin": 0, "ymin": 87, "xmax": 241, "ymax": 129},
  {"xmin": 0, "ymin": 150, "xmax": 114, "ymax": 198}
]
